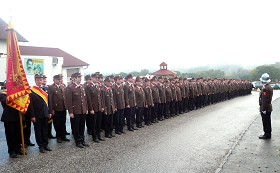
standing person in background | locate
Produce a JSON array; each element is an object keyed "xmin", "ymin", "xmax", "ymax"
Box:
[
  {"xmin": 41, "ymin": 75, "xmax": 55, "ymax": 139},
  {"xmin": 84, "ymin": 75, "xmax": 93, "ymax": 135},
  {"xmin": 0, "ymin": 89, "xmax": 34, "ymax": 158},
  {"xmin": 47, "ymin": 74, "xmax": 70, "ymax": 143},
  {"xmin": 66, "ymin": 73, "xmax": 90, "ymax": 148},
  {"xmin": 259, "ymin": 73, "xmax": 273, "ymax": 140},
  {"xmin": 175, "ymin": 81, "xmax": 182, "ymax": 115},
  {"xmin": 30, "ymin": 74, "xmax": 52, "ymax": 153},
  {"xmin": 165, "ymin": 79, "xmax": 172, "ymax": 119},
  {"xmin": 135, "ymin": 77, "xmax": 146, "ymax": 128},
  {"xmin": 157, "ymin": 76, "xmax": 166, "ymax": 121},
  {"xmin": 112, "ymin": 75, "xmax": 126, "ymax": 135},
  {"xmin": 90, "ymin": 72, "xmax": 105, "ymax": 142},
  {"xmin": 123, "ymin": 74, "xmax": 137, "ymax": 131},
  {"xmin": 179, "ymin": 78, "xmax": 186, "ymax": 113},
  {"xmin": 151, "ymin": 77, "xmax": 160, "ymax": 122},
  {"xmin": 143, "ymin": 78, "xmax": 154, "ymax": 125},
  {"xmin": 101, "ymin": 77, "xmax": 116, "ymax": 138},
  {"xmin": 170, "ymin": 78, "xmax": 177, "ymax": 116}
]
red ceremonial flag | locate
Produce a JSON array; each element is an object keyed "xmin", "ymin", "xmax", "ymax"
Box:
[{"xmin": 6, "ymin": 22, "xmax": 31, "ymax": 114}]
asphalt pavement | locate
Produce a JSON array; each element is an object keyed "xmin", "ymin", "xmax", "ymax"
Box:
[
  {"xmin": 0, "ymin": 91, "xmax": 279, "ymax": 173},
  {"xmin": 219, "ymin": 95, "xmax": 280, "ymax": 173}
]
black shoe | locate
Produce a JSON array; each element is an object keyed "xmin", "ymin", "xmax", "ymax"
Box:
[
  {"xmin": 98, "ymin": 137, "xmax": 105, "ymax": 141},
  {"xmin": 128, "ymin": 128, "xmax": 134, "ymax": 131},
  {"xmin": 9, "ymin": 153, "xmax": 18, "ymax": 158},
  {"xmin": 57, "ymin": 139, "xmax": 63, "ymax": 143},
  {"xmin": 44, "ymin": 146, "xmax": 52, "ymax": 151},
  {"xmin": 132, "ymin": 127, "xmax": 138, "ymax": 130},
  {"xmin": 259, "ymin": 135, "xmax": 271, "ymax": 139},
  {"xmin": 48, "ymin": 135, "xmax": 56, "ymax": 139},
  {"xmin": 105, "ymin": 134, "xmax": 112, "ymax": 138},
  {"xmin": 120, "ymin": 131, "xmax": 125, "ymax": 134},
  {"xmin": 110, "ymin": 134, "xmax": 116, "ymax": 137},
  {"xmin": 61, "ymin": 137, "xmax": 70, "ymax": 142},
  {"xmin": 115, "ymin": 131, "xmax": 121, "ymax": 135},
  {"xmin": 82, "ymin": 142, "xmax": 89, "ymax": 147},
  {"xmin": 39, "ymin": 147, "xmax": 45, "ymax": 153},
  {"xmin": 26, "ymin": 141, "xmax": 35, "ymax": 146},
  {"xmin": 93, "ymin": 139, "xmax": 100, "ymax": 143},
  {"xmin": 76, "ymin": 143, "xmax": 84, "ymax": 148},
  {"xmin": 136, "ymin": 125, "xmax": 142, "ymax": 128}
]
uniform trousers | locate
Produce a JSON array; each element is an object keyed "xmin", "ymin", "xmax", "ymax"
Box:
[
  {"xmin": 136, "ymin": 107, "xmax": 144, "ymax": 127},
  {"xmin": 95, "ymin": 111, "xmax": 103, "ymax": 138},
  {"xmin": 152, "ymin": 103, "xmax": 158, "ymax": 121},
  {"xmin": 70, "ymin": 114, "xmax": 86, "ymax": 145},
  {"xmin": 86, "ymin": 113, "xmax": 92, "ymax": 134},
  {"xmin": 165, "ymin": 102, "xmax": 170, "ymax": 118},
  {"xmin": 158, "ymin": 103, "xmax": 164, "ymax": 120},
  {"xmin": 261, "ymin": 112, "xmax": 272, "ymax": 136},
  {"xmin": 144, "ymin": 106, "xmax": 152, "ymax": 124},
  {"xmin": 114, "ymin": 109, "xmax": 124, "ymax": 133},
  {"xmin": 88, "ymin": 114, "xmax": 97, "ymax": 139},
  {"xmin": 23, "ymin": 113, "xmax": 32, "ymax": 143},
  {"xmin": 4, "ymin": 122, "xmax": 21, "ymax": 154},
  {"xmin": 34, "ymin": 117, "xmax": 49, "ymax": 148},
  {"xmin": 125, "ymin": 107, "xmax": 135, "ymax": 130},
  {"xmin": 104, "ymin": 114, "xmax": 113, "ymax": 135},
  {"xmin": 53, "ymin": 110, "xmax": 67, "ymax": 139}
]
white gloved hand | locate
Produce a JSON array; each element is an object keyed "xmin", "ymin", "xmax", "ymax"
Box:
[{"xmin": 262, "ymin": 111, "xmax": 266, "ymax": 114}]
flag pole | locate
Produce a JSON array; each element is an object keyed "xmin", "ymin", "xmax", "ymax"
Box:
[{"xmin": 19, "ymin": 112, "xmax": 25, "ymax": 156}]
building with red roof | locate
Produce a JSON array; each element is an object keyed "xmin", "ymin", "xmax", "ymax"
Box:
[
  {"xmin": 0, "ymin": 17, "xmax": 89, "ymax": 85},
  {"xmin": 151, "ymin": 62, "xmax": 176, "ymax": 77}
]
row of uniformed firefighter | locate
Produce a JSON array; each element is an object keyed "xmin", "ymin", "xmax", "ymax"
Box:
[{"xmin": 0, "ymin": 72, "xmax": 253, "ymax": 158}]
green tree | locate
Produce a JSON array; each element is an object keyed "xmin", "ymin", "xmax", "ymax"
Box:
[
  {"xmin": 140, "ymin": 69, "xmax": 149, "ymax": 76},
  {"xmin": 252, "ymin": 65, "xmax": 280, "ymax": 82}
]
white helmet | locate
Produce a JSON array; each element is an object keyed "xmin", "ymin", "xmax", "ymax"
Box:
[{"xmin": 260, "ymin": 73, "xmax": 271, "ymax": 83}]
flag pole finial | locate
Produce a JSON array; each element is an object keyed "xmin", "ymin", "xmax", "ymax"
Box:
[
  {"xmin": 8, "ymin": 8, "xmax": 13, "ymax": 29},
  {"xmin": 8, "ymin": 21, "xmax": 13, "ymax": 29}
]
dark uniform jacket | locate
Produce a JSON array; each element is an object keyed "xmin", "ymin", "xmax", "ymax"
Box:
[
  {"xmin": 259, "ymin": 84, "xmax": 273, "ymax": 112},
  {"xmin": 165, "ymin": 85, "xmax": 173, "ymax": 102},
  {"xmin": 85, "ymin": 83, "xmax": 104, "ymax": 112},
  {"xmin": 29, "ymin": 86, "xmax": 51, "ymax": 118},
  {"xmin": 176, "ymin": 86, "xmax": 182, "ymax": 101},
  {"xmin": 184, "ymin": 82, "xmax": 190, "ymax": 98},
  {"xmin": 101, "ymin": 86, "xmax": 115, "ymax": 115},
  {"xmin": 48, "ymin": 83, "xmax": 66, "ymax": 112},
  {"xmin": 123, "ymin": 82, "xmax": 136, "ymax": 107},
  {"xmin": 157, "ymin": 83, "xmax": 166, "ymax": 103},
  {"xmin": 179, "ymin": 83, "xmax": 186, "ymax": 99},
  {"xmin": 135, "ymin": 86, "xmax": 146, "ymax": 108},
  {"xmin": 66, "ymin": 83, "xmax": 88, "ymax": 114},
  {"xmin": 112, "ymin": 84, "xmax": 125, "ymax": 110},
  {"xmin": 143, "ymin": 85, "xmax": 154, "ymax": 106},
  {"xmin": 151, "ymin": 84, "xmax": 160, "ymax": 103},
  {"xmin": 170, "ymin": 83, "xmax": 177, "ymax": 101}
]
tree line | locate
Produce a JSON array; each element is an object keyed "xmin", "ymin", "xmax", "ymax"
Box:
[{"xmin": 113, "ymin": 64, "xmax": 280, "ymax": 82}]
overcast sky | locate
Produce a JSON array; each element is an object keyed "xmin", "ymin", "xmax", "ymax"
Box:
[{"xmin": 1, "ymin": 0, "xmax": 280, "ymax": 74}]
